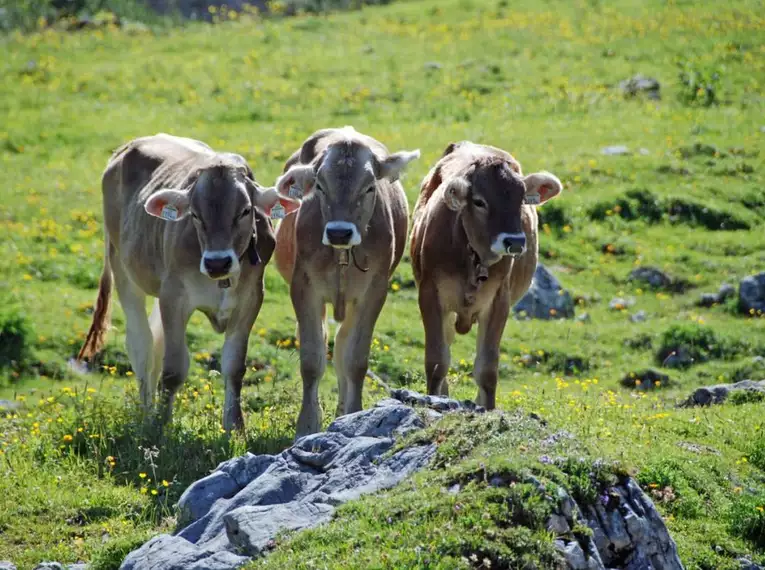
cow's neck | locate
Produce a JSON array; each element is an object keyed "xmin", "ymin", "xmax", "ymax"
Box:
[{"xmin": 457, "ymin": 215, "xmax": 489, "ymax": 307}]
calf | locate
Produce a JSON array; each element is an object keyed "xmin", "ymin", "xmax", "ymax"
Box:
[
  {"xmin": 77, "ymin": 133, "xmax": 298, "ymax": 431},
  {"xmin": 409, "ymin": 142, "xmax": 562, "ymax": 409},
  {"xmin": 273, "ymin": 126, "xmax": 420, "ymax": 438}
]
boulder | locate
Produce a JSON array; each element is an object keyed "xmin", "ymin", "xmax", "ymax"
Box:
[
  {"xmin": 697, "ymin": 282, "xmax": 736, "ymax": 307},
  {"xmin": 680, "ymin": 379, "xmax": 765, "ymax": 407},
  {"xmin": 629, "ymin": 266, "xmax": 672, "ymax": 289},
  {"xmin": 619, "ymin": 74, "xmax": 661, "ymax": 100},
  {"xmin": 513, "ymin": 264, "xmax": 575, "ymax": 320},
  {"xmin": 739, "ymin": 272, "xmax": 765, "ymax": 315}
]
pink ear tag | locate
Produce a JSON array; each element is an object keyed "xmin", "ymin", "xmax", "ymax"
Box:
[{"xmin": 160, "ymin": 204, "xmax": 179, "ymax": 220}]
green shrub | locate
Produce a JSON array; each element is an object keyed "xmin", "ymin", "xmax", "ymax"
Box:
[
  {"xmin": 677, "ymin": 62, "xmax": 722, "ymax": 107},
  {"xmin": 90, "ymin": 532, "xmax": 152, "ymax": 570},
  {"xmin": 729, "ymin": 492, "xmax": 765, "ymax": 547},
  {"xmin": 0, "ymin": 301, "xmax": 33, "ymax": 370},
  {"xmin": 656, "ymin": 324, "xmax": 744, "ymax": 368}
]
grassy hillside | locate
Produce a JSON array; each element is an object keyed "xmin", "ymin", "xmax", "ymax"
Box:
[{"xmin": 0, "ymin": 0, "xmax": 764, "ymax": 568}]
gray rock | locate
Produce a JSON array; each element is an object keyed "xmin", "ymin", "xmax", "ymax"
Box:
[
  {"xmin": 0, "ymin": 562, "xmax": 16, "ymax": 570},
  {"xmin": 619, "ymin": 74, "xmax": 661, "ymax": 99},
  {"xmin": 224, "ymin": 501, "xmax": 334, "ymax": 555},
  {"xmin": 575, "ymin": 312, "xmax": 591, "ymax": 323},
  {"xmin": 120, "ymin": 391, "xmax": 474, "ymax": 570},
  {"xmin": 34, "ymin": 564, "xmax": 64, "ymax": 570},
  {"xmin": 578, "ymin": 479, "xmax": 683, "ymax": 569},
  {"xmin": 739, "ymin": 272, "xmax": 765, "ymax": 315},
  {"xmin": 698, "ymin": 282, "xmax": 737, "ymax": 307},
  {"xmin": 738, "ymin": 557, "xmax": 764, "ymax": 570},
  {"xmin": 718, "ymin": 283, "xmax": 736, "ymax": 301},
  {"xmin": 609, "ymin": 297, "xmax": 635, "ymax": 310},
  {"xmin": 681, "ymin": 379, "xmax": 765, "ymax": 407},
  {"xmin": 513, "ymin": 264, "xmax": 575, "ymax": 320},
  {"xmin": 662, "ymin": 346, "xmax": 695, "ymax": 369},
  {"xmin": 629, "ymin": 266, "xmax": 672, "ymax": 289},
  {"xmin": 601, "ymin": 145, "xmax": 631, "ymax": 156},
  {"xmin": 0, "ymin": 400, "xmax": 18, "ymax": 411},
  {"xmin": 546, "ymin": 513, "xmax": 571, "ymax": 534},
  {"xmin": 630, "ymin": 310, "xmax": 648, "ymax": 323}
]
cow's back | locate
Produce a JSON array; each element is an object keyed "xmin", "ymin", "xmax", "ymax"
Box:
[{"xmin": 101, "ymin": 135, "xmax": 214, "ymax": 293}]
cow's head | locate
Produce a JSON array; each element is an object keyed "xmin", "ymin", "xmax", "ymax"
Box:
[
  {"xmin": 443, "ymin": 160, "xmax": 562, "ymax": 266},
  {"xmin": 275, "ymin": 140, "xmax": 419, "ymax": 249},
  {"xmin": 144, "ymin": 159, "xmax": 299, "ymax": 281}
]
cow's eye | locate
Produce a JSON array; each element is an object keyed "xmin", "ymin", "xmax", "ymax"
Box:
[
  {"xmin": 472, "ymin": 198, "xmax": 487, "ymax": 209},
  {"xmin": 315, "ymin": 183, "xmax": 324, "ymax": 194},
  {"xmin": 191, "ymin": 212, "xmax": 200, "ymax": 221},
  {"xmin": 240, "ymin": 207, "xmax": 252, "ymax": 219},
  {"xmin": 366, "ymin": 185, "xmax": 375, "ymax": 194}
]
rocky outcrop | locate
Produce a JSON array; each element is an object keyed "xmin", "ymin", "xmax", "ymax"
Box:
[
  {"xmin": 514, "ymin": 264, "xmax": 575, "ymax": 320},
  {"xmin": 120, "ymin": 389, "xmax": 683, "ymax": 570},
  {"xmin": 739, "ymin": 272, "xmax": 765, "ymax": 315},
  {"xmin": 557, "ymin": 478, "xmax": 683, "ymax": 570},
  {"xmin": 680, "ymin": 379, "xmax": 765, "ymax": 407}
]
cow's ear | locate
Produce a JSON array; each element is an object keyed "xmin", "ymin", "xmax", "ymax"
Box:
[
  {"xmin": 144, "ymin": 189, "xmax": 190, "ymax": 221},
  {"xmin": 255, "ymin": 187, "xmax": 301, "ymax": 218},
  {"xmin": 442, "ymin": 177, "xmax": 470, "ymax": 212},
  {"xmin": 523, "ymin": 172, "xmax": 562, "ymax": 206},
  {"xmin": 377, "ymin": 149, "xmax": 421, "ymax": 181},
  {"xmin": 275, "ymin": 164, "xmax": 316, "ymax": 199}
]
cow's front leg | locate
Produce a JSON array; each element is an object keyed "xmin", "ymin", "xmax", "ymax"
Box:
[
  {"xmin": 221, "ymin": 279, "xmax": 264, "ymax": 433},
  {"xmin": 157, "ymin": 286, "xmax": 192, "ymax": 427},
  {"xmin": 340, "ymin": 282, "xmax": 388, "ymax": 415},
  {"xmin": 419, "ymin": 281, "xmax": 450, "ymax": 396},
  {"xmin": 474, "ymin": 286, "xmax": 511, "ymax": 410},
  {"xmin": 292, "ymin": 268, "xmax": 327, "ymax": 439}
]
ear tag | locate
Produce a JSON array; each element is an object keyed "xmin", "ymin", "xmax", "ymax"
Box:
[
  {"xmin": 524, "ymin": 192, "xmax": 541, "ymax": 205},
  {"xmin": 270, "ymin": 203, "xmax": 286, "ymax": 220},
  {"xmin": 160, "ymin": 204, "xmax": 179, "ymax": 220},
  {"xmin": 288, "ymin": 184, "xmax": 303, "ymax": 199}
]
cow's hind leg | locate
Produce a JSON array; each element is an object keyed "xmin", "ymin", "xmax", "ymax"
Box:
[
  {"xmin": 474, "ymin": 287, "xmax": 511, "ymax": 410},
  {"xmin": 111, "ymin": 256, "xmax": 155, "ymax": 411},
  {"xmin": 341, "ymin": 283, "xmax": 389, "ymax": 415},
  {"xmin": 419, "ymin": 281, "xmax": 450, "ymax": 397}
]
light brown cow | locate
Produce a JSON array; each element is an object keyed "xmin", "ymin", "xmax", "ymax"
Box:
[
  {"xmin": 410, "ymin": 141, "xmax": 562, "ymax": 409},
  {"xmin": 272, "ymin": 126, "xmax": 420, "ymax": 438},
  {"xmin": 76, "ymin": 133, "xmax": 298, "ymax": 431}
]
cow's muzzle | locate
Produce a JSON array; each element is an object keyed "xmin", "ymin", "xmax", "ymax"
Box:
[
  {"xmin": 322, "ymin": 221, "xmax": 361, "ymax": 249},
  {"xmin": 201, "ymin": 249, "xmax": 239, "ymax": 279},
  {"xmin": 491, "ymin": 233, "xmax": 526, "ymax": 257}
]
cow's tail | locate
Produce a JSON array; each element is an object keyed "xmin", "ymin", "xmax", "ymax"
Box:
[{"xmin": 77, "ymin": 235, "xmax": 113, "ymax": 362}]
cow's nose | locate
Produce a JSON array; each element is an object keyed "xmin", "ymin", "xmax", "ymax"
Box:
[
  {"xmin": 502, "ymin": 234, "xmax": 526, "ymax": 255},
  {"xmin": 203, "ymin": 256, "xmax": 233, "ymax": 277},
  {"xmin": 325, "ymin": 227, "xmax": 353, "ymax": 246}
]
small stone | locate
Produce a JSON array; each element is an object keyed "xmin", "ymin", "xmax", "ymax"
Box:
[
  {"xmin": 619, "ymin": 74, "xmax": 661, "ymax": 99},
  {"xmin": 718, "ymin": 283, "xmax": 736, "ymax": 301},
  {"xmin": 601, "ymin": 145, "xmax": 630, "ymax": 156},
  {"xmin": 609, "ymin": 297, "xmax": 635, "ymax": 310},
  {"xmin": 0, "ymin": 400, "xmax": 19, "ymax": 411},
  {"xmin": 424, "ymin": 62, "xmax": 442, "ymax": 70},
  {"xmin": 629, "ymin": 266, "xmax": 673, "ymax": 289},
  {"xmin": 629, "ymin": 310, "xmax": 647, "ymax": 323},
  {"xmin": 575, "ymin": 312, "xmax": 591, "ymax": 323},
  {"xmin": 697, "ymin": 292, "xmax": 720, "ymax": 308},
  {"xmin": 0, "ymin": 562, "xmax": 17, "ymax": 570}
]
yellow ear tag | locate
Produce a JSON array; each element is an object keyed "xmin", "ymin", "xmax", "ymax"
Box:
[
  {"xmin": 270, "ymin": 203, "xmax": 286, "ymax": 220},
  {"xmin": 160, "ymin": 204, "xmax": 179, "ymax": 220}
]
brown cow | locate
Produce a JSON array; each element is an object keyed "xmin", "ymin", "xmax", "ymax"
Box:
[
  {"xmin": 272, "ymin": 126, "xmax": 419, "ymax": 438},
  {"xmin": 410, "ymin": 141, "xmax": 562, "ymax": 409},
  {"xmin": 76, "ymin": 133, "xmax": 299, "ymax": 431}
]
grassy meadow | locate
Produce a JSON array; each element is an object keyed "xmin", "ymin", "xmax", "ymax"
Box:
[{"xmin": 1, "ymin": 0, "xmax": 764, "ymax": 567}]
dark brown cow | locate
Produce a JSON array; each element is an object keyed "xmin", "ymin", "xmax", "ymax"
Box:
[
  {"xmin": 410, "ymin": 141, "xmax": 562, "ymax": 409},
  {"xmin": 76, "ymin": 133, "xmax": 298, "ymax": 431},
  {"xmin": 272, "ymin": 126, "xmax": 419, "ymax": 438}
]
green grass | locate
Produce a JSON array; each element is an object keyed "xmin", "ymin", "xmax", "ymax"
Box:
[{"xmin": 1, "ymin": 0, "xmax": 764, "ymax": 567}]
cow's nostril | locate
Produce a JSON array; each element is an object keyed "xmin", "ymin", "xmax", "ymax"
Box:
[
  {"xmin": 503, "ymin": 235, "xmax": 526, "ymax": 254},
  {"xmin": 204, "ymin": 256, "xmax": 233, "ymax": 276},
  {"xmin": 326, "ymin": 228, "xmax": 354, "ymax": 245}
]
